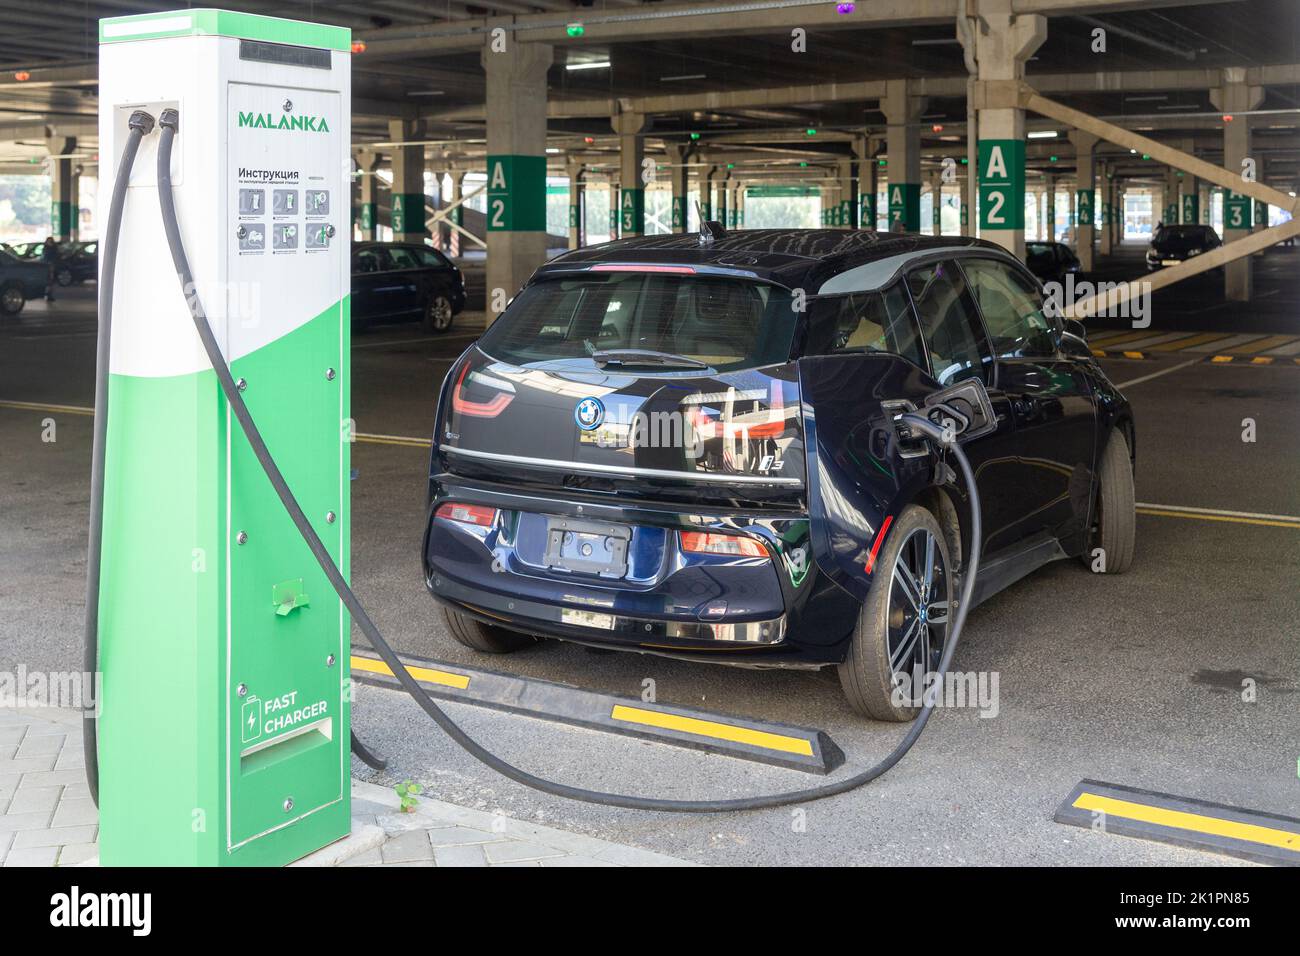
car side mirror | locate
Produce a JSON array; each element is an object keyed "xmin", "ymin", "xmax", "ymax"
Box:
[{"xmin": 1063, "ymin": 318, "xmax": 1087, "ymax": 342}]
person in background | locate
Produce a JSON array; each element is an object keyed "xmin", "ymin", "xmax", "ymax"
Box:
[{"xmin": 41, "ymin": 235, "xmax": 59, "ymax": 303}]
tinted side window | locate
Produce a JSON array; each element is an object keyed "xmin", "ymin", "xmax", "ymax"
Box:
[
  {"xmin": 905, "ymin": 259, "xmax": 992, "ymax": 386},
  {"xmin": 386, "ymin": 246, "xmax": 420, "ymax": 270},
  {"xmin": 353, "ymin": 248, "xmax": 385, "ymax": 274},
  {"xmin": 417, "ymin": 247, "xmax": 451, "ymax": 269},
  {"xmin": 808, "ymin": 284, "xmax": 926, "ymax": 368},
  {"xmin": 962, "ymin": 258, "xmax": 1055, "ymax": 359}
]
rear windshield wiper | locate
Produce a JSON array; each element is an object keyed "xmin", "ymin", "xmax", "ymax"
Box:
[{"xmin": 591, "ymin": 349, "xmax": 710, "ymax": 369}]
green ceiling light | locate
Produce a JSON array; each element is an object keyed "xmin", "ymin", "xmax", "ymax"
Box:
[
  {"xmin": 1142, "ymin": 153, "xmax": 1151, "ymax": 160},
  {"xmin": 799, "ymin": 162, "xmax": 808, "ymax": 167},
  {"xmin": 959, "ymin": 157, "xmax": 967, "ymax": 165},
  {"xmin": 565, "ymin": 22, "xmax": 584, "ymax": 38},
  {"xmin": 805, "ymin": 128, "xmax": 817, "ymax": 136},
  {"xmin": 690, "ymin": 132, "xmax": 701, "ymax": 140},
  {"xmin": 878, "ymin": 159, "xmax": 887, "ymax": 166},
  {"xmin": 726, "ymin": 163, "xmax": 735, "ymax": 169},
  {"xmin": 1049, "ymin": 155, "xmax": 1058, "ymax": 163}
]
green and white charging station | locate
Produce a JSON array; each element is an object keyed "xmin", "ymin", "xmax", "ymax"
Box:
[{"xmin": 96, "ymin": 9, "xmax": 353, "ymax": 865}]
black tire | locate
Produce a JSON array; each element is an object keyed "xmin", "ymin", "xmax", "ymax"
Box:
[
  {"xmin": 441, "ymin": 606, "xmax": 534, "ymax": 654},
  {"xmin": 0, "ymin": 282, "xmax": 25, "ymax": 315},
  {"xmin": 422, "ymin": 293, "xmax": 454, "ymax": 333},
  {"xmin": 838, "ymin": 505, "xmax": 953, "ymax": 721},
  {"xmin": 55, "ymin": 267, "xmax": 73, "ymax": 287},
  {"xmin": 1085, "ymin": 429, "xmax": 1136, "ymax": 574}
]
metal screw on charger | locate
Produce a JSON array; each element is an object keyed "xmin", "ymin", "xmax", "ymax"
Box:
[
  {"xmin": 325, "ymin": 225, "xmax": 336, "ymax": 238},
  {"xmin": 236, "ymin": 378, "xmax": 247, "ymax": 391},
  {"xmin": 326, "ymin": 511, "xmax": 336, "ymax": 524},
  {"xmin": 236, "ymin": 225, "xmax": 247, "ymax": 240},
  {"xmin": 326, "ymin": 654, "xmax": 336, "ymax": 667},
  {"xmin": 282, "ymin": 99, "xmax": 293, "ymax": 112},
  {"xmin": 236, "ymin": 530, "xmax": 248, "ymax": 545},
  {"xmin": 325, "ymin": 367, "xmax": 335, "ymax": 380},
  {"xmin": 237, "ymin": 683, "xmax": 247, "ymax": 697},
  {"xmin": 283, "ymin": 797, "xmax": 294, "ymax": 813}
]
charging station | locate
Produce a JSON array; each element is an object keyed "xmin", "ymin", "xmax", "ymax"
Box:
[{"xmin": 95, "ymin": 10, "xmax": 352, "ymax": 865}]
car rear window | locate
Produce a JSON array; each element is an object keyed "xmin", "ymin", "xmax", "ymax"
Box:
[{"xmin": 477, "ymin": 272, "xmax": 797, "ymax": 372}]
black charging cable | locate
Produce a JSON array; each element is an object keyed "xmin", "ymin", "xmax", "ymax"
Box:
[{"xmin": 83, "ymin": 109, "xmax": 154, "ymax": 807}]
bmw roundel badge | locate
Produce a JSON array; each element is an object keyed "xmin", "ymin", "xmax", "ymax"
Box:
[{"xmin": 574, "ymin": 396, "xmax": 605, "ymax": 431}]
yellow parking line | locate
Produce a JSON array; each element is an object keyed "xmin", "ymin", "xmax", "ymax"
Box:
[
  {"xmin": 0, "ymin": 399, "xmax": 93, "ymax": 416},
  {"xmin": 350, "ymin": 654, "xmax": 470, "ymax": 690},
  {"xmin": 1073, "ymin": 792, "xmax": 1300, "ymax": 853},
  {"xmin": 1151, "ymin": 332, "xmax": 1230, "ymax": 352},
  {"xmin": 1136, "ymin": 507, "xmax": 1300, "ymax": 529},
  {"xmin": 610, "ymin": 704, "xmax": 813, "ymax": 756},
  {"xmin": 355, "ymin": 433, "xmax": 432, "ymax": 448},
  {"xmin": 1085, "ymin": 330, "xmax": 1158, "ymax": 347},
  {"xmin": 1229, "ymin": 334, "xmax": 1298, "ymax": 355}
]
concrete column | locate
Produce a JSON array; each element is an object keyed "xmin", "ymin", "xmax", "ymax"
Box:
[
  {"xmin": 665, "ymin": 145, "xmax": 689, "ymax": 232},
  {"xmin": 882, "ymin": 80, "xmax": 924, "ymax": 231},
  {"xmin": 1163, "ymin": 164, "xmax": 1180, "ymax": 226},
  {"xmin": 1045, "ymin": 175, "xmax": 1056, "ymax": 241},
  {"xmin": 448, "ymin": 171, "xmax": 465, "ymax": 257},
  {"xmin": 613, "ymin": 110, "xmax": 646, "ymax": 237},
  {"xmin": 387, "ymin": 119, "xmax": 425, "ymax": 243},
  {"xmin": 355, "ymin": 149, "xmax": 381, "ymax": 241},
  {"xmin": 699, "ymin": 165, "xmax": 717, "ymax": 222},
  {"xmin": 483, "ymin": 40, "xmax": 552, "ymax": 316},
  {"xmin": 1099, "ymin": 164, "xmax": 1114, "ymax": 256},
  {"xmin": 835, "ymin": 158, "xmax": 855, "ymax": 229},
  {"xmin": 735, "ymin": 182, "xmax": 745, "ymax": 228},
  {"xmin": 1211, "ymin": 69, "xmax": 1264, "ymax": 301},
  {"xmin": 45, "ymin": 135, "xmax": 77, "ymax": 241},
  {"xmin": 566, "ymin": 160, "xmax": 585, "ymax": 249},
  {"xmin": 962, "ymin": 2, "xmax": 1047, "ymax": 257},
  {"xmin": 930, "ymin": 168, "xmax": 944, "ymax": 236},
  {"xmin": 1069, "ymin": 130, "xmax": 1098, "ymax": 272}
]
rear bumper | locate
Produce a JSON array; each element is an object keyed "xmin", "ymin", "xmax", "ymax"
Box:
[{"xmin": 422, "ymin": 478, "xmax": 856, "ymax": 667}]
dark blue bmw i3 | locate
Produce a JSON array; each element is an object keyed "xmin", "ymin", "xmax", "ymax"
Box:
[{"xmin": 423, "ymin": 228, "xmax": 1136, "ymax": 720}]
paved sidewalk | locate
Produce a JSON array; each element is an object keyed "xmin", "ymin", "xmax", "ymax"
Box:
[{"xmin": 0, "ymin": 707, "xmax": 694, "ymax": 868}]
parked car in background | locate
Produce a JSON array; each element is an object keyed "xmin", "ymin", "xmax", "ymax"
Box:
[
  {"xmin": 351, "ymin": 241, "xmax": 466, "ymax": 332},
  {"xmin": 1146, "ymin": 224, "xmax": 1221, "ymax": 270},
  {"xmin": 56, "ymin": 240, "xmax": 98, "ymax": 285},
  {"xmin": 1024, "ymin": 241, "xmax": 1083, "ymax": 285},
  {"xmin": 0, "ymin": 247, "xmax": 51, "ymax": 315}
]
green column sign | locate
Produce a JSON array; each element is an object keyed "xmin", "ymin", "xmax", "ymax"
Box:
[
  {"xmin": 358, "ymin": 202, "xmax": 375, "ymax": 231},
  {"xmin": 1076, "ymin": 189, "xmax": 1095, "ymax": 226},
  {"xmin": 391, "ymin": 194, "xmax": 425, "ymax": 235},
  {"xmin": 841, "ymin": 199, "xmax": 853, "ymax": 228},
  {"xmin": 51, "ymin": 201, "xmax": 74, "ymax": 240},
  {"xmin": 620, "ymin": 187, "xmax": 644, "ymax": 234},
  {"xmin": 672, "ymin": 196, "xmax": 686, "ymax": 230},
  {"xmin": 861, "ymin": 193, "xmax": 875, "ymax": 229},
  {"xmin": 568, "ymin": 204, "xmax": 579, "ymax": 228},
  {"xmin": 977, "ymin": 139, "xmax": 1025, "ymax": 231},
  {"xmin": 888, "ymin": 183, "xmax": 920, "ymax": 231},
  {"xmin": 486, "ymin": 154, "xmax": 547, "ymax": 231},
  {"xmin": 1223, "ymin": 189, "xmax": 1252, "ymax": 230},
  {"xmin": 1255, "ymin": 200, "xmax": 1268, "ymax": 228},
  {"xmin": 1181, "ymin": 193, "xmax": 1198, "ymax": 225}
]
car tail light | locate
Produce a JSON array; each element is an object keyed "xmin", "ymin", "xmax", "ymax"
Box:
[
  {"xmin": 436, "ymin": 502, "xmax": 498, "ymax": 527},
  {"xmin": 451, "ymin": 363, "xmax": 513, "ymax": 418},
  {"xmin": 680, "ymin": 531, "xmax": 768, "ymax": 558}
]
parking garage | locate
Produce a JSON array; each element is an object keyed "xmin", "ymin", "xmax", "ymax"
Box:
[{"xmin": 0, "ymin": 0, "xmax": 1297, "ymax": 885}]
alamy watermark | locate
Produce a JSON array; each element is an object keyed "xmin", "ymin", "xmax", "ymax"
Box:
[
  {"xmin": 0, "ymin": 665, "xmax": 101, "ymax": 714},
  {"xmin": 1043, "ymin": 274, "xmax": 1152, "ymax": 328}
]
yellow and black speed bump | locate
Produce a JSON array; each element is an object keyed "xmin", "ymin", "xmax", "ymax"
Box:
[
  {"xmin": 1055, "ymin": 779, "xmax": 1300, "ymax": 866},
  {"xmin": 1204, "ymin": 355, "xmax": 1300, "ymax": 366},
  {"xmin": 351, "ymin": 651, "xmax": 844, "ymax": 774}
]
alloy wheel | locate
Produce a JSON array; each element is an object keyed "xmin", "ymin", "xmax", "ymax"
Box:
[{"xmin": 885, "ymin": 526, "xmax": 951, "ymax": 699}]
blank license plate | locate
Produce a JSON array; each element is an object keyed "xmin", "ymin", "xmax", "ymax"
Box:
[
  {"xmin": 561, "ymin": 608, "xmax": 615, "ymax": 630},
  {"xmin": 543, "ymin": 517, "xmax": 630, "ymax": 578}
]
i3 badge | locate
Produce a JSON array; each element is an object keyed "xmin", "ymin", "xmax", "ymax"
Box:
[{"xmin": 574, "ymin": 396, "xmax": 605, "ymax": 431}]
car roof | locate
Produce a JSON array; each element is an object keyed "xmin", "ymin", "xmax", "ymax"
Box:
[{"xmin": 537, "ymin": 228, "xmax": 1013, "ymax": 294}]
